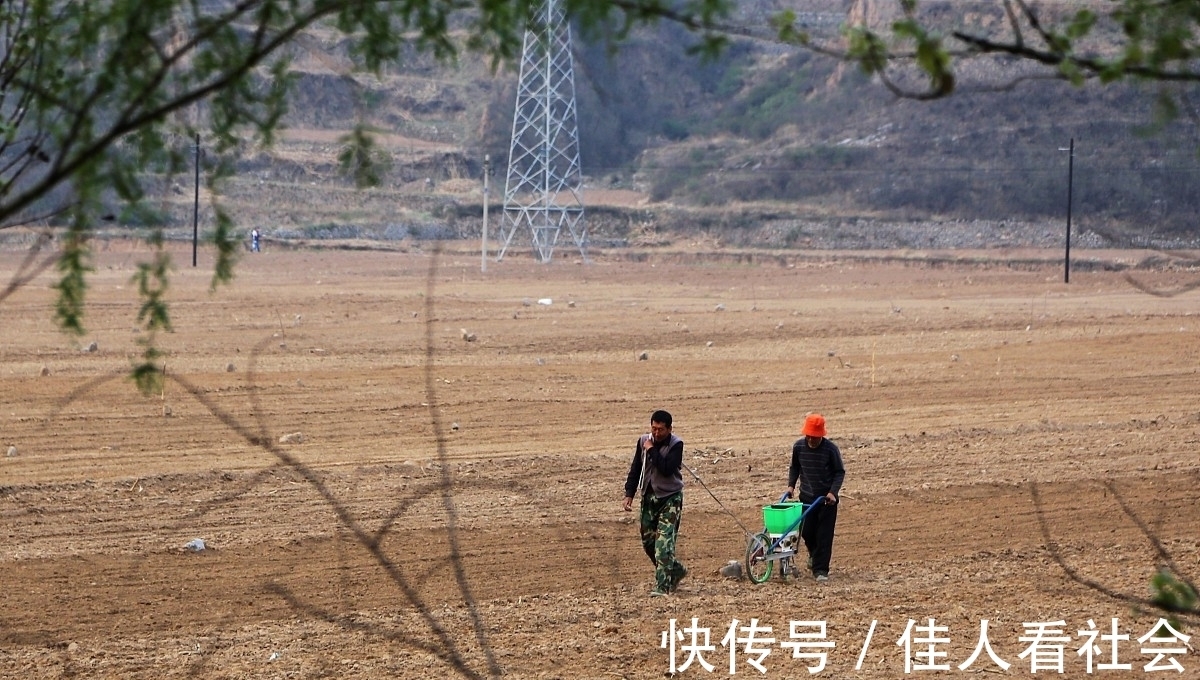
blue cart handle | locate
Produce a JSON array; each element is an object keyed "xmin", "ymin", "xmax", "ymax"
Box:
[
  {"xmin": 766, "ymin": 496, "xmax": 826, "ymax": 553},
  {"xmin": 788, "ymin": 497, "xmax": 824, "ymax": 537},
  {"xmin": 777, "ymin": 492, "xmax": 827, "ymax": 513}
]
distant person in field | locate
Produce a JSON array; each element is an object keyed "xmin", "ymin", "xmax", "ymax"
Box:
[
  {"xmin": 785, "ymin": 413, "xmax": 845, "ymax": 582},
  {"xmin": 251, "ymin": 228, "xmax": 261, "ymax": 252},
  {"xmin": 623, "ymin": 409, "xmax": 687, "ymax": 597}
]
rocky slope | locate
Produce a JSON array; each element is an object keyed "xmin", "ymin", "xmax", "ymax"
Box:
[{"xmin": 154, "ymin": 1, "xmax": 1200, "ymax": 252}]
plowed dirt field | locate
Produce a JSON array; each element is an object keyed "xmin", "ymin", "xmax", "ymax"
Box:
[{"xmin": 2, "ymin": 241, "xmax": 1198, "ymax": 678}]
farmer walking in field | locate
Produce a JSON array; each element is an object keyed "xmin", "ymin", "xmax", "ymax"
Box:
[
  {"xmin": 785, "ymin": 413, "xmax": 845, "ymax": 582},
  {"xmin": 623, "ymin": 410, "xmax": 688, "ymax": 597}
]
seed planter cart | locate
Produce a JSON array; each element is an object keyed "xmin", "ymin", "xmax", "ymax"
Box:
[{"xmin": 744, "ymin": 494, "xmax": 824, "ymax": 584}]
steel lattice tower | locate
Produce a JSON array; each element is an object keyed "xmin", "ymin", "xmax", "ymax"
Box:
[{"xmin": 497, "ymin": 0, "xmax": 586, "ymax": 263}]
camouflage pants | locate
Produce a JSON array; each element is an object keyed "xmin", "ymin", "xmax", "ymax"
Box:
[{"xmin": 640, "ymin": 491, "xmax": 685, "ymax": 592}]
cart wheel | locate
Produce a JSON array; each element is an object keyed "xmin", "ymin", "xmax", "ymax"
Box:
[{"xmin": 745, "ymin": 531, "xmax": 774, "ymax": 584}]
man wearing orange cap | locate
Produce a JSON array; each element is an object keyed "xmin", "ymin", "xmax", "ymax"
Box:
[{"xmin": 785, "ymin": 413, "xmax": 845, "ymax": 582}]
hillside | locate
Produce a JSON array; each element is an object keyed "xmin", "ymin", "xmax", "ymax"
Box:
[{"xmin": 154, "ymin": 1, "xmax": 1200, "ymax": 254}]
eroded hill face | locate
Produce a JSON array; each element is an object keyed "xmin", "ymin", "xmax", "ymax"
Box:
[{"xmin": 178, "ymin": 3, "xmax": 1199, "ymax": 249}]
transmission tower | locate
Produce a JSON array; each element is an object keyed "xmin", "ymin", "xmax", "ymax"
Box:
[{"xmin": 497, "ymin": 0, "xmax": 586, "ymax": 263}]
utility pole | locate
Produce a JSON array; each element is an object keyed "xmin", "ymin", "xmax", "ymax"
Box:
[
  {"xmin": 192, "ymin": 132, "xmax": 200, "ymax": 267},
  {"xmin": 1062, "ymin": 138, "xmax": 1074, "ymax": 284},
  {"xmin": 482, "ymin": 154, "xmax": 490, "ymax": 272}
]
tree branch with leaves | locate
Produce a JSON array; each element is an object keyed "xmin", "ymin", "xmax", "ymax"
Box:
[
  {"xmin": 0, "ymin": 0, "xmax": 543, "ymax": 387},
  {"xmin": 769, "ymin": 0, "xmax": 1200, "ymax": 101}
]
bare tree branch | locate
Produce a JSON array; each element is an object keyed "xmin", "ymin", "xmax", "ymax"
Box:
[
  {"xmin": 0, "ymin": 229, "xmax": 55, "ymax": 304},
  {"xmin": 1101, "ymin": 480, "xmax": 1199, "ymax": 600},
  {"xmin": 1031, "ymin": 482, "xmax": 1198, "ymax": 625}
]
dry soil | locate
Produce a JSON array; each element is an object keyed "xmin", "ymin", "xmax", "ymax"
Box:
[{"xmin": 1, "ymin": 240, "xmax": 1198, "ymax": 679}]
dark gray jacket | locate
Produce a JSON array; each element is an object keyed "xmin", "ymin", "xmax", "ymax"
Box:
[
  {"xmin": 624, "ymin": 433, "xmax": 684, "ymax": 499},
  {"xmin": 787, "ymin": 438, "xmax": 845, "ymax": 502}
]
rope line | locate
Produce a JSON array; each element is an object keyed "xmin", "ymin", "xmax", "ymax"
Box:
[{"xmin": 682, "ymin": 461, "xmax": 759, "ymax": 539}]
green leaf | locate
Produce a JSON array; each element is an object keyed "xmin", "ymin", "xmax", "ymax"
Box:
[
  {"xmin": 131, "ymin": 350, "xmax": 165, "ymax": 396},
  {"xmin": 845, "ymin": 27, "xmax": 889, "ymax": 75},
  {"xmin": 1150, "ymin": 568, "xmax": 1198, "ymax": 630},
  {"xmin": 132, "ymin": 249, "xmax": 172, "ymax": 333},
  {"xmin": 53, "ymin": 225, "xmax": 94, "ymax": 336},
  {"xmin": 337, "ymin": 124, "xmax": 393, "ymax": 189},
  {"xmin": 211, "ymin": 207, "xmax": 239, "ymax": 290}
]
